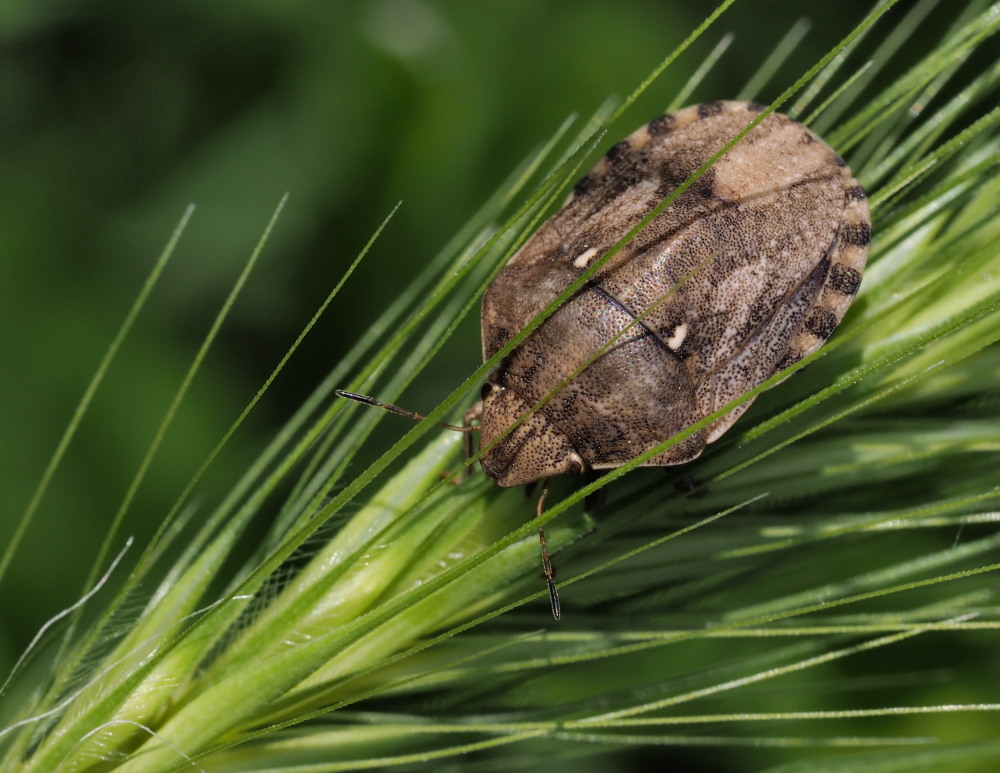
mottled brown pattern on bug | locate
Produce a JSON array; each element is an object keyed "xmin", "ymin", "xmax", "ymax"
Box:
[{"xmin": 478, "ymin": 101, "xmax": 870, "ymax": 486}]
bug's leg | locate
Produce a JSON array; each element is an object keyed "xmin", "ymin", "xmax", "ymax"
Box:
[
  {"xmin": 535, "ymin": 479, "xmax": 561, "ymax": 620},
  {"xmin": 462, "ymin": 401, "xmax": 483, "ymax": 479}
]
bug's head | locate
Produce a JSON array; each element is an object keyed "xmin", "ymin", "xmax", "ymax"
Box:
[{"xmin": 477, "ymin": 382, "xmax": 585, "ymax": 487}]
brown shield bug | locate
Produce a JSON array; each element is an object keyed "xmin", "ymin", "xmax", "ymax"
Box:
[{"xmin": 340, "ymin": 101, "xmax": 871, "ymax": 618}]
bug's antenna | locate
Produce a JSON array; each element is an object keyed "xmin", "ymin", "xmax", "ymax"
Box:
[
  {"xmin": 536, "ymin": 480, "xmax": 561, "ymax": 620},
  {"xmin": 336, "ymin": 390, "xmax": 476, "ymax": 433}
]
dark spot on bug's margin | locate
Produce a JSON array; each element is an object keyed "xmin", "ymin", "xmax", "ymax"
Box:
[
  {"xmin": 698, "ymin": 101, "xmax": 724, "ymax": 118},
  {"xmin": 829, "ymin": 263, "xmax": 862, "ymax": 295},
  {"xmin": 775, "ymin": 350, "xmax": 802, "ymax": 372},
  {"xmin": 806, "ymin": 309, "xmax": 839, "ymax": 339},
  {"xmin": 746, "ymin": 101, "xmax": 767, "ymax": 113},
  {"xmin": 841, "ymin": 221, "xmax": 872, "ymax": 247},
  {"xmin": 801, "ymin": 131, "xmax": 815, "ymax": 144},
  {"xmin": 606, "ymin": 140, "xmax": 631, "ymax": 163},
  {"xmin": 648, "ymin": 114, "xmax": 675, "ymax": 136},
  {"xmin": 845, "ymin": 184, "xmax": 867, "ymax": 202},
  {"xmin": 832, "ymin": 154, "xmax": 848, "ymax": 167},
  {"xmin": 573, "ymin": 174, "xmax": 597, "ymax": 196}
]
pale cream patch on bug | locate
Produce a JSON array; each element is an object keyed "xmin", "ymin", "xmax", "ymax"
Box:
[
  {"xmin": 666, "ymin": 323, "xmax": 688, "ymax": 351},
  {"xmin": 573, "ymin": 247, "xmax": 599, "ymax": 268}
]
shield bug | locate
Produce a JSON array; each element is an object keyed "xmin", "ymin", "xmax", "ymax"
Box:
[{"xmin": 340, "ymin": 100, "xmax": 870, "ymax": 618}]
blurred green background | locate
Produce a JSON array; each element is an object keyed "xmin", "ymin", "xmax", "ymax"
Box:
[{"xmin": 0, "ymin": 0, "xmax": 935, "ymax": 696}]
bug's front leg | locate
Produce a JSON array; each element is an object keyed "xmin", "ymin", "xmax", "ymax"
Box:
[{"xmin": 462, "ymin": 401, "xmax": 483, "ymax": 478}]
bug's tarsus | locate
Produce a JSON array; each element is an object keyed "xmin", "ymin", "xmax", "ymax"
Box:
[
  {"xmin": 535, "ymin": 479, "xmax": 561, "ymax": 620},
  {"xmin": 336, "ymin": 390, "xmax": 476, "ymax": 434}
]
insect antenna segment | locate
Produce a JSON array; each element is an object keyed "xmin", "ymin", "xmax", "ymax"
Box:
[{"xmin": 335, "ymin": 390, "xmax": 476, "ymax": 433}]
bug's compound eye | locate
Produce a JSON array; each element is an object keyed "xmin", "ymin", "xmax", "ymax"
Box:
[
  {"xmin": 566, "ymin": 453, "xmax": 585, "ymax": 476},
  {"xmin": 480, "ymin": 382, "xmax": 495, "ymax": 400}
]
